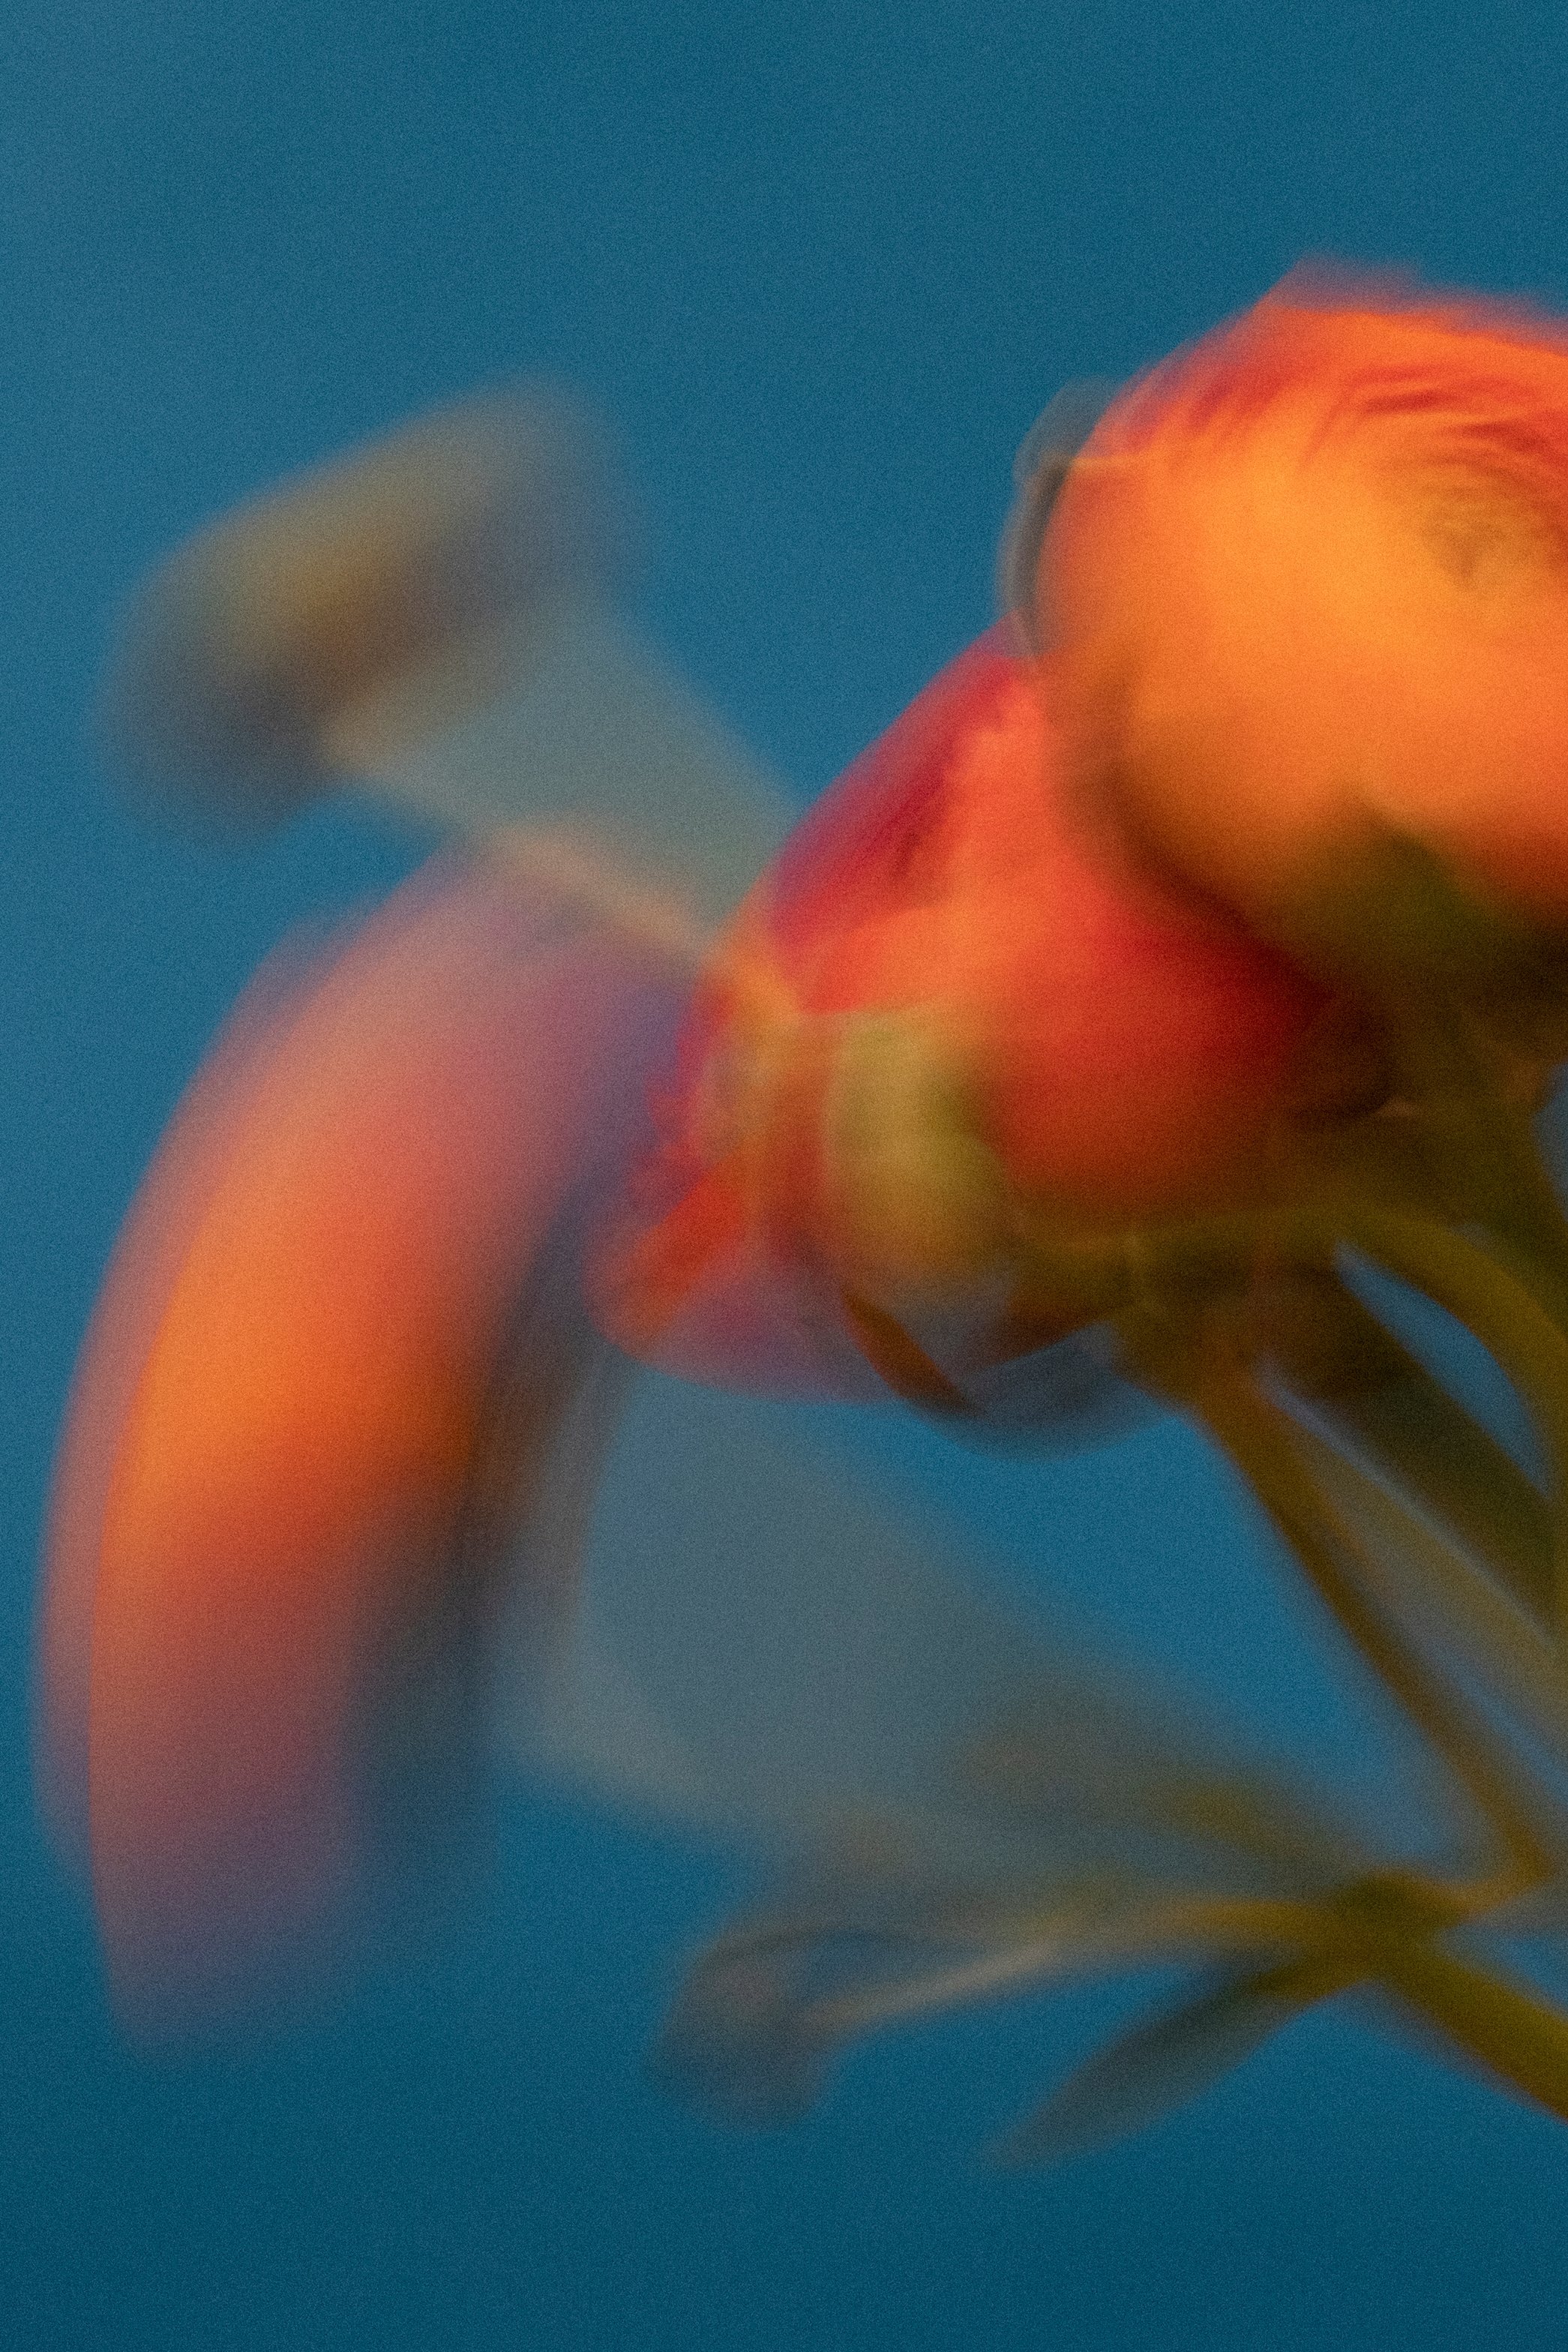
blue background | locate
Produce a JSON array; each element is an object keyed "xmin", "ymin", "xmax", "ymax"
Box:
[{"xmin": 5, "ymin": 2, "xmax": 1568, "ymax": 2343}]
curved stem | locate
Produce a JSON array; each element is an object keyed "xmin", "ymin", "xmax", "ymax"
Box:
[
  {"xmin": 1164, "ymin": 1339, "xmax": 1558, "ymax": 1888},
  {"xmin": 1332, "ymin": 1207, "xmax": 1568, "ymax": 1637},
  {"xmin": 1115, "ymin": 1200, "xmax": 1568, "ymax": 1642},
  {"xmin": 1372, "ymin": 1940, "xmax": 1568, "ymax": 2126},
  {"xmin": 1265, "ymin": 1271, "xmax": 1555, "ymax": 1627}
]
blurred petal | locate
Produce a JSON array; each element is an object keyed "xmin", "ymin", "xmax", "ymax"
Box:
[
  {"xmin": 39, "ymin": 940, "xmax": 323, "ymax": 1874},
  {"xmin": 103, "ymin": 394, "xmax": 613, "ymax": 824},
  {"xmin": 994, "ymin": 1952, "xmax": 1354, "ymax": 2166},
  {"xmin": 1042, "ymin": 273, "xmax": 1568, "ymax": 967},
  {"xmin": 656, "ymin": 1914, "xmax": 1088, "ymax": 2128},
  {"xmin": 657, "ymin": 1872, "xmax": 1356, "ymax": 2144},
  {"xmin": 502, "ymin": 1376, "xmax": 1474, "ymax": 2146},
  {"xmin": 40, "ymin": 858, "xmax": 682, "ymax": 2026},
  {"xmin": 595, "ymin": 631, "xmax": 1363, "ymax": 1406},
  {"xmin": 589, "ymin": 1164, "xmax": 892, "ymax": 1402},
  {"xmin": 515, "ymin": 1378, "xmax": 1366, "ymax": 1890},
  {"xmin": 513, "ymin": 1380, "xmax": 1067, "ymax": 1872},
  {"xmin": 997, "ymin": 379, "xmax": 1118, "ymax": 650},
  {"xmin": 374, "ymin": 608, "xmax": 793, "ymax": 939},
  {"xmin": 103, "ymin": 392, "xmax": 792, "ymax": 940}
]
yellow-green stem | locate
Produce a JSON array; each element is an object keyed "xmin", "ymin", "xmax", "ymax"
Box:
[{"xmin": 1170, "ymin": 1343, "xmax": 1556, "ymax": 1888}]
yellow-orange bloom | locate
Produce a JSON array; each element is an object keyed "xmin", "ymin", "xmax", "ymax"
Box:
[{"xmin": 1040, "ymin": 273, "xmax": 1568, "ymax": 968}]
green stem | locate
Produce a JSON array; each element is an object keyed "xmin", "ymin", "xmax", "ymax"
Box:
[
  {"xmin": 1168, "ymin": 1341, "xmax": 1557, "ymax": 1887},
  {"xmin": 1119, "ymin": 1201, "xmax": 1568, "ymax": 1642},
  {"xmin": 1265, "ymin": 1273, "xmax": 1555, "ymax": 1628},
  {"xmin": 1332, "ymin": 1207, "xmax": 1568, "ymax": 1637},
  {"xmin": 1373, "ymin": 1940, "xmax": 1568, "ymax": 2125}
]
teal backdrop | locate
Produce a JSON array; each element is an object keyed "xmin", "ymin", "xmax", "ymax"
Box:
[{"xmin": 4, "ymin": 3, "xmax": 1567, "ymax": 2344}]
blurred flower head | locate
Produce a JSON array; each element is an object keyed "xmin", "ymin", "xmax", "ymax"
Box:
[
  {"xmin": 1039, "ymin": 272, "xmax": 1568, "ymax": 992},
  {"xmin": 594, "ymin": 628, "xmax": 1384, "ymax": 1394}
]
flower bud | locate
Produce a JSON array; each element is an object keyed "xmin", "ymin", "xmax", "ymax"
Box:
[{"xmin": 595, "ymin": 629, "xmax": 1381, "ymax": 1394}]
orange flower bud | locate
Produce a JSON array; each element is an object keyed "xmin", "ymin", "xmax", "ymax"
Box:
[
  {"xmin": 595, "ymin": 629, "xmax": 1376, "ymax": 1394},
  {"xmin": 1041, "ymin": 272, "xmax": 1568, "ymax": 973}
]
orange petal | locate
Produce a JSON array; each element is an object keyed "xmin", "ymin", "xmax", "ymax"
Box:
[
  {"xmin": 1043, "ymin": 274, "xmax": 1568, "ymax": 946},
  {"xmin": 598, "ymin": 629, "xmax": 1362, "ymax": 1393},
  {"xmin": 39, "ymin": 859, "xmax": 682, "ymax": 2026}
]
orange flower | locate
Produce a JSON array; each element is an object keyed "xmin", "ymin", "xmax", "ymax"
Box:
[
  {"xmin": 593, "ymin": 628, "xmax": 1377, "ymax": 1394},
  {"xmin": 40, "ymin": 862, "xmax": 682, "ymax": 2026},
  {"xmin": 1039, "ymin": 273, "xmax": 1568, "ymax": 973}
]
